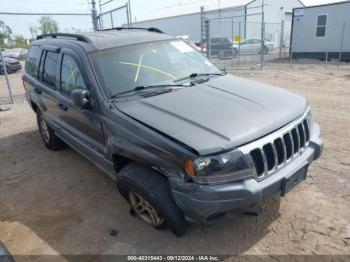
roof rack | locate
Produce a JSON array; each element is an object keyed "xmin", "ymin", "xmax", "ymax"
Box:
[
  {"xmin": 36, "ymin": 33, "xmax": 90, "ymax": 43},
  {"xmin": 98, "ymin": 27, "xmax": 164, "ymax": 34}
]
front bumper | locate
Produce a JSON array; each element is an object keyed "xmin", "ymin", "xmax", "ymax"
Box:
[{"xmin": 170, "ymin": 123, "xmax": 323, "ymax": 224}]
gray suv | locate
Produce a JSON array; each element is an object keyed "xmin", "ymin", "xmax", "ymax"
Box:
[{"xmin": 23, "ymin": 29, "xmax": 323, "ymax": 237}]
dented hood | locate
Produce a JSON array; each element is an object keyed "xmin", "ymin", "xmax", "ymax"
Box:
[{"xmin": 116, "ymin": 74, "xmax": 307, "ymax": 155}]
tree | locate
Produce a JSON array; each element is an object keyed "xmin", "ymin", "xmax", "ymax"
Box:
[
  {"xmin": 38, "ymin": 16, "xmax": 59, "ymax": 35},
  {"xmin": 0, "ymin": 20, "xmax": 12, "ymax": 47},
  {"xmin": 29, "ymin": 26, "xmax": 39, "ymax": 39},
  {"xmin": 12, "ymin": 35, "xmax": 28, "ymax": 48}
]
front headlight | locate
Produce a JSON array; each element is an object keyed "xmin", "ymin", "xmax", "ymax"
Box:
[{"xmin": 184, "ymin": 150, "xmax": 253, "ymax": 184}]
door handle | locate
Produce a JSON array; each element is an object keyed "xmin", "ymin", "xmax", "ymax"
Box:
[
  {"xmin": 34, "ymin": 88, "xmax": 42, "ymax": 94},
  {"xmin": 58, "ymin": 103, "xmax": 68, "ymax": 111}
]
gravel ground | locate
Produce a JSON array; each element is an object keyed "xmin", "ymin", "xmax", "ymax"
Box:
[{"xmin": 0, "ymin": 61, "xmax": 349, "ymax": 258}]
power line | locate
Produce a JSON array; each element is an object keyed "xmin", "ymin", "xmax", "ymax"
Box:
[{"xmin": 0, "ymin": 12, "xmax": 90, "ymax": 16}]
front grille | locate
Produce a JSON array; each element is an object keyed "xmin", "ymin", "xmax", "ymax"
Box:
[{"xmin": 243, "ymin": 112, "xmax": 311, "ymax": 179}]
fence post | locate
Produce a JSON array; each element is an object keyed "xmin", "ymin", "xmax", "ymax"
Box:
[
  {"xmin": 260, "ymin": 0, "xmax": 265, "ymax": 70},
  {"xmin": 231, "ymin": 17, "xmax": 234, "ymax": 69},
  {"xmin": 91, "ymin": 0, "xmax": 99, "ymax": 31},
  {"xmin": 200, "ymin": 6, "xmax": 205, "ymax": 54},
  {"xmin": 0, "ymin": 50, "xmax": 14, "ymax": 104},
  {"xmin": 127, "ymin": 0, "xmax": 132, "ymax": 26},
  {"xmin": 110, "ymin": 12, "xmax": 114, "ymax": 28},
  {"xmin": 338, "ymin": 22, "xmax": 345, "ymax": 66},
  {"xmin": 204, "ymin": 19, "xmax": 210, "ymax": 58},
  {"xmin": 279, "ymin": 18, "xmax": 284, "ymax": 59},
  {"xmin": 238, "ymin": 21, "xmax": 241, "ymax": 67}
]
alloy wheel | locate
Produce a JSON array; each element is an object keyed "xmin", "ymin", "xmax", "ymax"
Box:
[{"xmin": 128, "ymin": 191, "xmax": 164, "ymax": 226}]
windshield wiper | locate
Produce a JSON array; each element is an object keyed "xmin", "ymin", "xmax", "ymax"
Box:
[
  {"xmin": 111, "ymin": 83, "xmax": 188, "ymax": 99},
  {"xmin": 174, "ymin": 72, "xmax": 225, "ymax": 83}
]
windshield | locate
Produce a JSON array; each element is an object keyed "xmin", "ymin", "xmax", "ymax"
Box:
[{"xmin": 90, "ymin": 40, "xmax": 221, "ymax": 97}]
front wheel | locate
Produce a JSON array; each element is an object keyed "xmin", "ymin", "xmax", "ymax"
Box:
[{"xmin": 117, "ymin": 163, "xmax": 187, "ymax": 237}]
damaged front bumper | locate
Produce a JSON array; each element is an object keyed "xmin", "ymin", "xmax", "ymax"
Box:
[{"xmin": 170, "ymin": 123, "xmax": 323, "ymax": 224}]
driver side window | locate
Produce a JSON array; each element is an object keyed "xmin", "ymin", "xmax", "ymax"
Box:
[{"xmin": 60, "ymin": 54, "xmax": 87, "ymax": 96}]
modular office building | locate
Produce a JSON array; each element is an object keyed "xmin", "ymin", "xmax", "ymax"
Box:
[{"xmin": 291, "ymin": 1, "xmax": 350, "ymax": 60}]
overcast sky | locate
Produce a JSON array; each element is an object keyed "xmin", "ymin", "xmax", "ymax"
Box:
[{"xmin": 0, "ymin": 0, "xmax": 346, "ymax": 38}]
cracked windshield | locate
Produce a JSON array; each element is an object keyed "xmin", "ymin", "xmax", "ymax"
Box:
[{"xmin": 91, "ymin": 40, "xmax": 220, "ymax": 97}]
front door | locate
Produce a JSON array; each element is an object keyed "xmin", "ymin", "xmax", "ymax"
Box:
[{"xmin": 54, "ymin": 49, "xmax": 106, "ymax": 159}]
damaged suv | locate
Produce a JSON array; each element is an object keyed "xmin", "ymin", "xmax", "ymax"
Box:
[{"xmin": 23, "ymin": 29, "xmax": 323, "ymax": 236}]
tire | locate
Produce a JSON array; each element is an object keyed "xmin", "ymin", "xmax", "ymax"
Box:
[
  {"xmin": 232, "ymin": 48, "xmax": 238, "ymax": 57},
  {"xmin": 258, "ymin": 46, "xmax": 268, "ymax": 55},
  {"xmin": 264, "ymin": 46, "xmax": 269, "ymax": 54},
  {"xmin": 36, "ymin": 110, "xmax": 66, "ymax": 151},
  {"xmin": 117, "ymin": 162, "xmax": 187, "ymax": 237}
]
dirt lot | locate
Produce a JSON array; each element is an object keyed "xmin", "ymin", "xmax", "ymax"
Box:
[{"xmin": 0, "ymin": 62, "xmax": 350, "ymax": 258}]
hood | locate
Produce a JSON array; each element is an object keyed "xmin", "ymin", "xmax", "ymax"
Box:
[{"xmin": 116, "ymin": 74, "xmax": 307, "ymax": 155}]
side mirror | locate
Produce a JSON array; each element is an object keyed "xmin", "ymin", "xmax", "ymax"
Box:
[{"xmin": 71, "ymin": 89, "xmax": 90, "ymax": 108}]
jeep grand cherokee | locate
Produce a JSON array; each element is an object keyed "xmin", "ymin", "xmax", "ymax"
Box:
[{"xmin": 22, "ymin": 28, "xmax": 323, "ymax": 236}]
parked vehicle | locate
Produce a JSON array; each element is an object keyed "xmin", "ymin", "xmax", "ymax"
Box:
[
  {"xmin": 23, "ymin": 29, "xmax": 323, "ymax": 237},
  {"xmin": 208, "ymin": 37, "xmax": 235, "ymax": 58},
  {"xmin": 0, "ymin": 57, "xmax": 22, "ymax": 75},
  {"xmin": 3, "ymin": 48, "xmax": 28, "ymax": 60},
  {"xmin": 232, "ymin": 39, "xmax": 274, "ymax": 54}
]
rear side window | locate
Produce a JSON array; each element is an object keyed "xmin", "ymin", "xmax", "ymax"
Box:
[
  {"xmin": 60, "ymin": 55, "xmax": 87, "ymax": 95},
  {"xmin": 42, "ymin": 51, "xmax": 59, "ymax": 87},
  {"xmin": 26, "ymin": 46, "xmax": 42, "ymax": 77}
]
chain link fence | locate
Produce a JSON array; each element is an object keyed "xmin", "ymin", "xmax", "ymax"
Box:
[
  {"xmin": 98, "ymin": 2, "xmax": 130, "ymax": 30},
  {"xmin": 0, "ymin": 49, "xmax": 22, "ymax": 107},
  {"xmin": 0, "ymin": 13, "xmax": 93, "ymax": 107},
  {"xmin": 199, "ymin": 5, "xmax": 293, "ymax": 71}
]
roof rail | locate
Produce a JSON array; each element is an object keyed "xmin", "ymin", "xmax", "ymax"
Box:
[
  {"xmin": 98, "ymin": 27, "xmax": 164, "ymax": 34},
  {"xmin": 36, "ymin": 33, "xmax": 90, "ymax": 43}
]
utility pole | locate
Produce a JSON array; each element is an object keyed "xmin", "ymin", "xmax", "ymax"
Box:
[
  {"xmin": 128, "ymin": 0, "xmax": 132, "ymax": 26},
  {"xmin": 91, "ymin": 0, "xmax": 99, "ymax": 31}
]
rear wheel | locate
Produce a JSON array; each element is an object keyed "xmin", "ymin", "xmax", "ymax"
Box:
[
  {"xmin": 117, "ymin": 163, "xmax": 187, "ymax": 237},
  {"xmin": 258, "ymin": 46, "xmax": 269, "ymax": 54},
  {"xmin": 37, "ymin": 110, "xmax": 66, "ymax": 151},
  {"xmin": 232, "ymin": 48, "xmax": 238, "ymax": 57}
]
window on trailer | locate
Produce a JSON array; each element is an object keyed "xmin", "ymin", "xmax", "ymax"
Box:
[{"xmin": 316, "ymin": 14, "xmax": 327, "ymax": 37}]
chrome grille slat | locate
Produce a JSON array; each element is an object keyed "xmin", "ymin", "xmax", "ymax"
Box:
[
  {"xmin": 289, "ymin": 131, "xmax": 295, "ymax": 158},
  {"xmin": 304, "ymin": 119, "xmax": 310, "ymax": 142},
  {"xmin": 299, "ymin": 123, "xmax": 306, "ymax": 149},
  {"xmin": 260, "ymin": 147, "xmax": 268, "ymax": 176},
  {"xmin": 240, "ymin": 109, "xmax": 311, "ymax": 181},
  {"xmin": 271, "ymin": 141, "xmax": 279, "ymax": 169},
  {"xmin": 280, "ymin": 137, "xmax": 287, "ymax": 164},
  {"xmin": 296, "ymin": 127, "xmax": 301, "ymax": 154}
]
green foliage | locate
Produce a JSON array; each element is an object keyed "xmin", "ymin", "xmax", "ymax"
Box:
[
  {"xmin": 0, "ymin": 20, "xmax": 12, "ymax": 48},
  {"xmin": 12, "ymin": 35, "xmax": 28, "ymax": 48},
  {"xmin": 38, "ymin": 16, "xmax": 59, "ymax": 35}
]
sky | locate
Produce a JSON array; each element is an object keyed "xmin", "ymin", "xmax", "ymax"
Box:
[{"xmin": 0, "ymin": 0, "xmax": 346, "ymax": 38}]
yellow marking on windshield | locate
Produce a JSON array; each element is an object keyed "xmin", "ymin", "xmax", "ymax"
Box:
[
  {"xmin": 134, "ymin": 54, "xmax": 144, "ymax": 82},
  {"xmin": 118, "ymin": 61, "xmax": 176, "ymax": 80},
  {"xmin": 67, "ymin": 68, "xmax": 78, "ymax": 83}
]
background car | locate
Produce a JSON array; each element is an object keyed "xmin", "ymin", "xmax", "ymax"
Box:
[
  {"xmin": 208, "ymin": 36, "xmax": 235, "ymax": 59},
  {"xmin": 232, "ymin": 39, "xmax": 274, "ymax": 54},
  {"xmin": 0, "ymin": 57, "xmax": 22, "ymax": 75},
  {"xmin": 2, "ymin": 48, "xmax": 28, "ymax": 60}
]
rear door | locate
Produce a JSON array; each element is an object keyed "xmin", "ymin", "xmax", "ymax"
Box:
[{"xmin": 35, "ymin": 46, "xmax": 63, "ymax": 130}]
